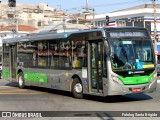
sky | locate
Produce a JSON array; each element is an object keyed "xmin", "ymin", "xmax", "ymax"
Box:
[{"xmin": 2, "ymin": 0, "xmax": 160, "ymax": 14}]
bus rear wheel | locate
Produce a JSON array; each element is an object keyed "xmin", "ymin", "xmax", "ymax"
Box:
[
  {"xmin": 18, "ymin": 72, "xmax": 25, "ymax": 89},
  {"xmin": 72, "ymin": 78, "xmax": 83, "ymax": 99}
]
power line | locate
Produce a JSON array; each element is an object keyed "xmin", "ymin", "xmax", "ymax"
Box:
[
  {"xmin": 93, "ymin": 0, "xmax": 150, "ymax": 7},
  {"xmin": 58, "ymin": 0, "xmax": 151, "ymax": 13}
]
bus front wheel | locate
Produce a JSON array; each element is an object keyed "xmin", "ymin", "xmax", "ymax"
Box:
[
  {"xmin": 18, "ymin": 72, "xmax": 25, "ymax": 89},
  {"xmin": 72, "ymin": 78, "xmax": 83, "ymax": 99}
]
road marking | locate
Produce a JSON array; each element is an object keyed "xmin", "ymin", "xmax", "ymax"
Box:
[
  {"xmin": 157, "ymin": 80, "xmax": 160, "ymax": 83},
  {"xmin": 0, "ymin": 86, "xmax": 46, "ymax": 95},
  {"xmin": 0, "ymin": 86, "xmax": 16, "ymax": 88},
  {"xmin": 0, "ymin": 92, "xmax": 45, "ymax": 95}
]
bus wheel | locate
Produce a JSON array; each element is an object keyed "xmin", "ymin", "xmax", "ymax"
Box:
[
  {"xmin": 18, "ymin": 72, "xmax": 25, "ymax": 89},
  {"xmin": 72, "ymin": 78, "xmax": 83, "ymax": 99}
]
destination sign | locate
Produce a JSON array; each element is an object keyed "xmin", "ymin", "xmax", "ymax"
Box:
[{"xmin": 109, "ymin": 31, "xmax": 148, "ymax": 38}]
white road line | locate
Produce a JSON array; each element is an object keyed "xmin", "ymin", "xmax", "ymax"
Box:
[
  {"xmin": 0, "ymin": 86, "xmax": 46, "ymax": 94},
  {"xmin": 157, "ymin": 80, "xmax": 160, "ymax": 83}
]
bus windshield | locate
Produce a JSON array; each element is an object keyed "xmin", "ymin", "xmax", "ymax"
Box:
[{"xmin": 110, "ymin": 39, "xmax": 154, "ymax": 71}]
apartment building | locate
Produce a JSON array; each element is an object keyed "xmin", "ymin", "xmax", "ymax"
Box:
[{"xmin": 0, "ymin": 2, "xmax": 58, "ymax": 27}]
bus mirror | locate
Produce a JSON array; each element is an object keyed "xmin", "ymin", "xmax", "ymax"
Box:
[{"xmin": 104, "ymin": 40, "xmax": 110, "ymax": 55}]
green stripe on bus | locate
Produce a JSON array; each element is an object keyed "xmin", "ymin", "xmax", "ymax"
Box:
[
  {"xmin": 118, "ymin": 73, "xmax": 153, "ymax": 85},
  {"xmin": 24, "ymin": 72, "xmax": 48, "ymax": 84},
  {"xmin": 2, "ymin": 69, "xmax": 10, "ymax": 78}
]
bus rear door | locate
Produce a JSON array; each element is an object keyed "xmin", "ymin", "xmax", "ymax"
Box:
[{"xmin": 9, "ymin": 45, "xmax": 17, "ymax": 81}]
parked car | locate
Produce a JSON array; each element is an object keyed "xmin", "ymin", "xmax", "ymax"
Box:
[{"xmin": 157, "ymin": 64, "xmax": 160, "ymax": 76}]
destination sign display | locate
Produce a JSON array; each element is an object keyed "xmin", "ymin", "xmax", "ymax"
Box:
[{"xmin": 109, "ymin": 31, "xmax": 148, "ymax": 38}]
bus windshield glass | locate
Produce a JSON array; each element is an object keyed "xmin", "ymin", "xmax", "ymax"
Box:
[{"xmin": 110, "ymin": 39, "xmax": 154, "ymax": 71}]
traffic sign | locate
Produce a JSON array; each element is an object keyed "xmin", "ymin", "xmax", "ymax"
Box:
[{"xmin": 106, "ymin": 15, "xmax": 109, "ymax": 25}]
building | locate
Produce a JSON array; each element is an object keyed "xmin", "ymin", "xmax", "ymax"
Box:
[
  {"xmin": 0, "ymin": 2, "xmax": 57, "ymax": 28},
  {"xmin": 0, "ymin": 1, "xmax": 93, "ymax": 28},
  {"xmin": 87, "ymin": 4, "xmax": 160, "ymax": 37}
]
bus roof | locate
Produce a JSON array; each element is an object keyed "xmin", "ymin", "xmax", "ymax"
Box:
[
  {"xmin": 103, "ymin": 26, "xmax": 148, "ymax": 31},
  {"xmin": 3, "ymin": 28, "xmax": 103, "ymax": 43},
  {"xmin": 2, "ymin": 26, "xmax": 148, "ymax": 43}
]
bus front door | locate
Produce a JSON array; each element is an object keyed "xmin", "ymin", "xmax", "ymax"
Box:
[
  {"xmin": 88, "ymin": 41, "xmax": 103, "ymax": 93},
  {"xmin": 9, "ymin": 45, "xmax": 17, "ymax": 81}
]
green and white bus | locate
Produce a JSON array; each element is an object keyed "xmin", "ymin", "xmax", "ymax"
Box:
[{"xmin": 2, "ymin": 27, "xmax": 157, "ymax": 98}]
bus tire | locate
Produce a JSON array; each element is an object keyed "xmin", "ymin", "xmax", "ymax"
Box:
[
  {"xmin": 18, "ymin": 72, "xmax": 25, "ymax": 89},
  {"xmin": 72, "ymin": 78, "xmax": 83, "ymax": 99}
]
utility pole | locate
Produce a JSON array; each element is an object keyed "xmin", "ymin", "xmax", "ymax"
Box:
[
  {"xmin": 86, "ymin": 0, "xmax": 88, "ymax": 11},
  {"xmin": 152, "ymin": 0, "xmax": 158, "ymax": 64},
  {"xmin": 82, "ymin": 0, "xmax": 95, "ymax": 27},
  {"xmin": 72, "ymin": 8, "xmax": 79, "ymax": 24},
  {"xmin": 62, "ymin": 9, "xmax": 67, "ymax": 30},
  {"xmin": 92, "ymin": 8, "xmax": 95, "ymax": 27},
  {"xmin": 8, "ymin": 0, "xmax": 18, "ymax": 36}
]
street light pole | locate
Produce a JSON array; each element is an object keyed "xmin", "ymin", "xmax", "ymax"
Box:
[
  {"xmin": 92, "ymin": 8, "xmax": 95, "ymax": 27},
  {"xmin": 15, "ymin": 11, "xmax": 18, "ymax": 34},
  {"xmin": 152, "ymin": 0, "xmax": 158, "ymax": 64}
]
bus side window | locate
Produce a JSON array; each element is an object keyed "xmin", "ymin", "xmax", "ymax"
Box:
[
  {"xmin": 49, "ymin": 39, "xmax": 72, "ymax": 69},
  {"xmin": 37, "ymin": 41, "xmax": 48, "ymax": 67},
  {"xmin": 72, "ymin": 40, "xmax": 87, "ymax": 68},
  {"xmin": 73, "ymin": 54, "xmax": 80, "ymax": 68},
  {"xmin": 49, "ymin": 40, "xmax": 59, "ymax": 68}
]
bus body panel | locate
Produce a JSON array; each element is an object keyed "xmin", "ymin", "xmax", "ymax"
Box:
[{"xmin": 16, "ymin": 67, "xmax": 88, "ymax": 92}]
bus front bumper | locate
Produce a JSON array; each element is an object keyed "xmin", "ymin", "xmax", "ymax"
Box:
[{"xmin": 107, "ymin": 79, "xmax": 157, "ymax": 96}]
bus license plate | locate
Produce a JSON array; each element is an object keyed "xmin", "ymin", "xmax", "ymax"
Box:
[{"xmin": 132, "ymin": 88, "xmax": 142, "ymax": 92}]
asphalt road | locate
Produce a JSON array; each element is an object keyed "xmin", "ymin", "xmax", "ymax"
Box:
[{"xmin": 0, "ymin": 79, "xmax": 160, "ymax": 120}]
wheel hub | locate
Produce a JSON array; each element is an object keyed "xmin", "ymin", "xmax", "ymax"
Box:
[
  {"xmin": 19, "ymin": 76, "xmax": 23, "ymax": 86},
  {"xmin": 74, "ymin": 83, "xmax": 82, "ymax": 93}
]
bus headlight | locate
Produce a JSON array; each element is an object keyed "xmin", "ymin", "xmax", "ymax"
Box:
[
  {"xmin": 111, "ymin": 75, "xmax": 124, "ymax": 85},
  {"xmin": 153, "ymin": 72, "xmax": 157, "ymax": 78},
  {"xmin": 151, "ymin": 72, "xmax": 157, "ymax": 82},
  {"xmin": 150, "ymin": 72, "xmax": 158, "ymax": 83}
]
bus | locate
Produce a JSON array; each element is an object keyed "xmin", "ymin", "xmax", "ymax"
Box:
[{"xmin": 2, "ymin": 27, "xmax": 157, "ymax": 98}]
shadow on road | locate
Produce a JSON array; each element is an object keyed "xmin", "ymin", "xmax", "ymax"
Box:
[
  {"xmin": 84, "ymin": 94, "xmax": 153, "ymax": 103},
  {"xmin": 4, "ymin": 82, "xmax": 153, "ymax": 103},
  {"xmin": 4, "ymin": 82, "xmax": 72, "ymax": 97},
  {"xmin": 4, "ymin": 82, "xmax": 18, "ymax": 87}
]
